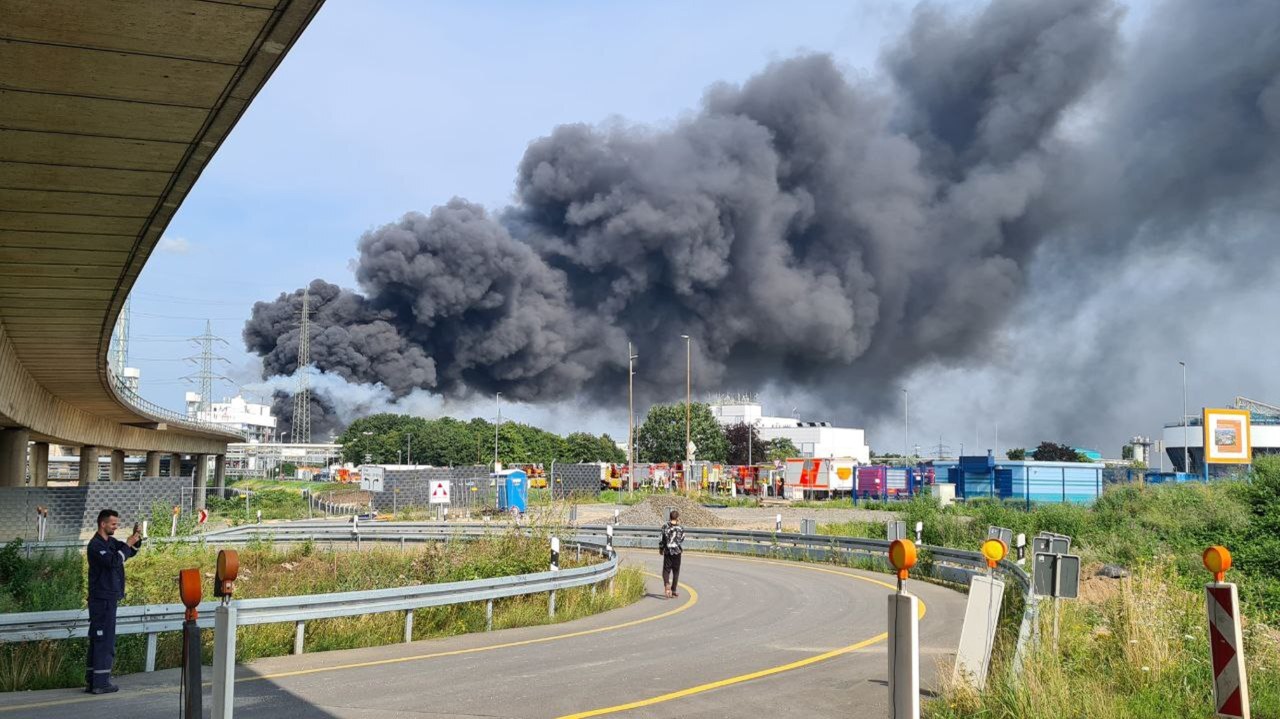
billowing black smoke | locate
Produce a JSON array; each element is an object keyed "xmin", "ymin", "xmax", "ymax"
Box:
[{"xmin": 246, "ymin": 0, "xmax": 1280, "ymax": 439}]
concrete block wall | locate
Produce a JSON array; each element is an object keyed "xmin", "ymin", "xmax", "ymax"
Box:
[
  {"xmin": 370, "ymin": 466, "xmax": 494, "ymax": 512},
  {"xmin": 551, "ymin": 464, "xmax": 604, "ymax": 498},
  {"xmin": 0, "ymin": 477, "xmax": 191, "ymax": 541},
  {"xmin": 367, "ymin": 464, "xmax": 609, "ymax": 511}
]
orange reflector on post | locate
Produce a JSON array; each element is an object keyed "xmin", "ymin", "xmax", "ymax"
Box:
[
  {"xmin": 215, "ymin": 549, "xmax": 239, "ymax": 598},
  {"xmin": 1203, "ymin": 545, "xmax": 1232, "ymax": 584},
  {"xmin": 178, "ymin": 568, "xmax": 202, "ymax": 620},
  {"xmin": 889, "ymin": 538, "xmax": 917, "ymax": 581},
  {"xmin": 981, "ymin": 538, "xmax": 1008, "ymax": 569}
]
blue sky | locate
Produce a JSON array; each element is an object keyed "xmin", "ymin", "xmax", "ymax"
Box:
[
  {"xmin": 130, "ymin": 1, "xmax": 925, "ymax": 417},
  {"xmin": 130, "ymin": 0, "xmax": 1180, "ymax": 453}
]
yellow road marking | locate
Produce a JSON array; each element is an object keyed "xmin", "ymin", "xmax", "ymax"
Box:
[
  {"xmin": 0, "ymin": 569, "xmax": 695, "ymax": 714},
  {"xmin": 555, "ymin": 553, "xmax": 927, "ymax": 719}
]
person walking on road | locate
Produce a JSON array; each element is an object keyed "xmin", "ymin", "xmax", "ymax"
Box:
[
  {"xmin": 659, "ymin": 509, "xmax": 684, "ymax": 599},
  {"xmin": 86, "ymin": 509, "xmax": 142, "ymax": 694}
]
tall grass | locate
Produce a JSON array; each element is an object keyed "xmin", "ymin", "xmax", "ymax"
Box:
[
  {"xmin": 927, "ymin": 563, "xmax": 1280, "ymax": 718},
  {"xmin": 0, "ymin": 532, "xmax": 643, "ymax": 691}
]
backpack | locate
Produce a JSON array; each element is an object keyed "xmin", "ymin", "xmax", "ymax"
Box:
[{"xmin": 661, "ymin": 522, "xmax": 684, "ymax": 556}]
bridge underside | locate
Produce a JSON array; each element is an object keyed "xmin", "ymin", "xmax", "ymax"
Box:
[{"xmin": 0, "ymin": 0, "xmax": 324, "ymax": 485}]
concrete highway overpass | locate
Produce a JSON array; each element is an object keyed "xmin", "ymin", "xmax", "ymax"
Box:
[{"xmin": 0, "ymin": 0, "xmax": 324, "ymax": 492}]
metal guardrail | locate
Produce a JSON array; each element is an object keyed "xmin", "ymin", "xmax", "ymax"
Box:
[
  {"xmin": 107, "ymin": 370, "xmax": 248, "ymax": 439},
  {"xmin": 1, "ymin": 521, "xmax": 1037, "ymax": 672},
  {"xmin": 1, "ymin": 527, "xmax": 613, "ymax": 643}
]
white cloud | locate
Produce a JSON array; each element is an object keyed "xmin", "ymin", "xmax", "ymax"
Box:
[{"xmin": 157, "ymin": 236, "xmax": 193, "ymax": 255}]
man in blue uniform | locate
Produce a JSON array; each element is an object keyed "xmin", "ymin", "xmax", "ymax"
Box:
[{"xmin": 86, "ymin": 509, "xmax": 142, "ymax": 694}]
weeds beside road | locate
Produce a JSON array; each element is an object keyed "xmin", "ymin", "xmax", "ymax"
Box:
[
  {"xmin": 813, "ymin": 458, "xmax": 1280, "ymax": 719},
  {"xmin": 0, "ymin": 531, "xmax": 642, "ymax": 692}
]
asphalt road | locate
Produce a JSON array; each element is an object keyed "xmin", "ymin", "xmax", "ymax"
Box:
[{"xmin": 0, "ymin": 551, "xmax": 966, "ymax": 718}]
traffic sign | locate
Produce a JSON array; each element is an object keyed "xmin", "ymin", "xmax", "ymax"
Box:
[
  {"xmin": 197, "ymin": 508, "xmax": 208, "ymax": 525},
  {"xmin": 1033, "ymin": 552, "xmax": 1080, "ymax": 598},
  {"xmin": 887, "ymin": 520, "xmax": 908, "ymax": 542},
  {"xmin": 1203, "ymin": 545, "xmax": 1250, "ymax": 718},
  {"xmin": 987, "ymin": 526, "xmax": 1013, "ymax": 551},
  {"xmin": 1207, "ymin": 583, "xmax": 1250, "ymax": 718},
  {"xmin": 429, "ymin": 480, "xmax": 451, "ymax": 505}
]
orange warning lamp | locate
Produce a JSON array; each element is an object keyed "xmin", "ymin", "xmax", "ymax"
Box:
[
  {"xmin": 1203, "ymin": 545, "xmax": 1232, "ymax": 583},
  {"xmin": 214, "ymin": 549, "xmax": 239, "ymax": 599},
  {"xmin": 173, "ymin": 505, "xmax": 181, "ymax": 516},
  {"xmin": 178, "ymin": 568, "xmax": 202, "ymax": 620},
  {"xmin": 981, "ymin": 538, "xmax": 1008, "ymax": 570},
  {"xmin": 889, "ymin": 539, "xmax": 917, "ymax": 581}
]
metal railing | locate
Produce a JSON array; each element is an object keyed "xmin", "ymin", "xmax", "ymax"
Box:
[
  {"xmin": 1, "ymin": 521, "xmax": 1036, "ymax": 672},
  {"xmin": 1, "ymin": 525, "xmax": 616, "ymax": 671},
  {"xmin": 107, "ymin": 370, "xmax": 248, "ymax": 439}
]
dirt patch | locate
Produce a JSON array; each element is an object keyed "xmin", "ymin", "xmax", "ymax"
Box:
[
  {"xmin": 1078, "ymin": 562, "xmax": 1125, "ymax": 605},
  {"xmin": 598, "ymin": 496, "xmax": 729, "ymax": 527}
]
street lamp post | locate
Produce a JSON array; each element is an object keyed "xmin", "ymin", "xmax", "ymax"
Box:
[
  {"xmin": 361, "ymin": 430, "xmax": 373, "ymax": 464},
  {"xmin": 628, "ymin": 342, "xmax": 637, "ymax": 493},
  {"xmin": 494, "ymin": 392, "xmax": 502, "ymax": 472},
  {"xmin": 1180, "ymin": 361, "xmax": 1189, "ymax": 474},
  {"xmin": 902, "ymin": 388, "xmax": 910, "ymax": 461},
  {"xmin": 681, "ymin": 334, "xmax": 691, "ymax": 470}
]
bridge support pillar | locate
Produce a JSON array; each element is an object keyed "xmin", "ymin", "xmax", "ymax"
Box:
[
  {"xmin": 145, "ymin": 451, "xmax": 161, "ymax": 478},
  {"xmin": 110, "ymin": 449, "xmax": 125, "ymax": 482},
  {"xmin": 30, "ymin": 442, "xmax": 48, "ymax": 486},
  {"xmin": 78, "ymin": 445, "xmax": 99, "ymax": 485},
  {"xmin": 193, "ymin": 454, "xmax": 208, "ymax": 510},
  {"xmin": 0, "ymin": 428, "xmax": 29, "ymax": 487},
  {"xmin": 170, "ymin": 453, "xmax": 183, "ymax": 478},
  {"xmin": 214, "ymin": 454, "xmax": 227, "ymax": 499}
]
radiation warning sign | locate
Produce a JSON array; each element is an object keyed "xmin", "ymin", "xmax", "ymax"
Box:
[{"xmin": 429, "ymin": 480, "xmax": 451, "ymax": 505}]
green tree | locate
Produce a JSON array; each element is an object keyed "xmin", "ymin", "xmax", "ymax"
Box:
[
  {"xmin": 1006, "ymin": 448, "xmax": 1027, "ymax": 460},
  {"xmin": 765, "ymin": 437, "xmax": 799, "ymax": 462},
  {"xmin": 1031, "ymin": 442, "xmax": 1085, "ymax": 462},
  {"xmin": 725, "ymin": 422, "xmax": 764, "ymax": 465},
  {"xmin": 563, "ymin": 432, "xmax": 625, "ymax": 463},
  {"xmin": 635, "ymin": 402, "xmax": 728, "ymax": 463}
]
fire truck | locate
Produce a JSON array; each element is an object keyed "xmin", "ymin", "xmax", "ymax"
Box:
[{"xmin": 783, "ymin": 458, "xmax": 858, "ymax": 499}]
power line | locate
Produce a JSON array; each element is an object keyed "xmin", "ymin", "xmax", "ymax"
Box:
[{"xmin": 182, "ymin": 320, "xmax": 231, "ymax": 414}]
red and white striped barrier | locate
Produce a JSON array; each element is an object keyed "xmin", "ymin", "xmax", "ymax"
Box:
[{"xmin": 1204, "ymin": 546, "xmax": 1250, "ymax": 719}]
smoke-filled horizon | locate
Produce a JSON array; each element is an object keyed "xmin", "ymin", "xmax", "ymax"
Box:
[{"xmin": 245, "ymin": 0, "xmax": 1280, "ymax": 444}]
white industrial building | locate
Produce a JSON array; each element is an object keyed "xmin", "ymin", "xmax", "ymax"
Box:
[
  {"xmin": 186, "ymin": 392, "xmax": 278, "ymax": 442},
  {"xmin": 709, "ymin": 396, "xmax": 871, "ymax": 464}
]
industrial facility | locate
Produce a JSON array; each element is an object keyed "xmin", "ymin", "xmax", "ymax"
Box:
[
  {"xmin": 709, "ymin": 395, "xmax": 871, "ymax": 464},
  {"xmin": 1162, "ymin": 396, "xmax": 1280, "ymax": 473}
]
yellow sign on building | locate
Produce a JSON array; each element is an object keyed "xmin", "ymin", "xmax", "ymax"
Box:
[{"xmin": 1203, "ymin": 408, "xmax": 1252, "ymax": 464}]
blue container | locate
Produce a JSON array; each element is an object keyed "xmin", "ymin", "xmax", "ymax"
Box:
[{"xmin": 496, "ymin": 469, "xmax": 528, "ymax": 514}]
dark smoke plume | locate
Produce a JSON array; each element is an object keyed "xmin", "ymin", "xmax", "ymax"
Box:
[{"xmin": 247, "ymin": 0, "xmax": 1280, "ymax": 440}]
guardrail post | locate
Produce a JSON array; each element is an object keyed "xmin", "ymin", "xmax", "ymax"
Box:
[
  {"xmin": 144, "ymin": 632, "xmax": 158, "ymax": 672},
  {"xmin": 294, "ymin": 621, "xmax": 306, "ymax": 654},
  {"xmin": 403, "ymin": 609, "xmax": 414, "ymax": 643},
  {"xmin": 549, "ymin": 537, "xmax": 560, "ymax": 619},
  {"xmin": 212, "ymin": 604, "xmax": 238, "ymax": 719},
  {"xmin": 486, "ymin": 599, "xmax": 494, "ymax": 631}
]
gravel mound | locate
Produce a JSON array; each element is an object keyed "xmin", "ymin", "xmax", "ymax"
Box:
[{"xmin": 609, "ymin": 495, "xmax": 728, "ymax": 528}]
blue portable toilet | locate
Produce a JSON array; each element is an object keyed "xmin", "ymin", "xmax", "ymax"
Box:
[{"xmin": 495, "ymin": 469, "xmax": 528, "ymax": 514}]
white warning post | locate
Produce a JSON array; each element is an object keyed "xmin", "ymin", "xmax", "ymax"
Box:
[
  {"xmin": 886, "ymin": 539, "xmax": 920, "ymax": 719},
  {"xmin": 429, "ymin": 479, "xmax": 451, "ymax": 505},
  {"xmin": 1203, "ymin": 546, "xmax": 1250, "ymax": 719}
]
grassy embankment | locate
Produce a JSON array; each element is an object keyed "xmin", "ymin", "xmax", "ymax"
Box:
[
  {"xmin": 0, "ymin": 530, "xmax": 644, "ymax": 692},
  {"xmin": 818, "ymin": 457, "xmax": 1280, "ymax": 718}
]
